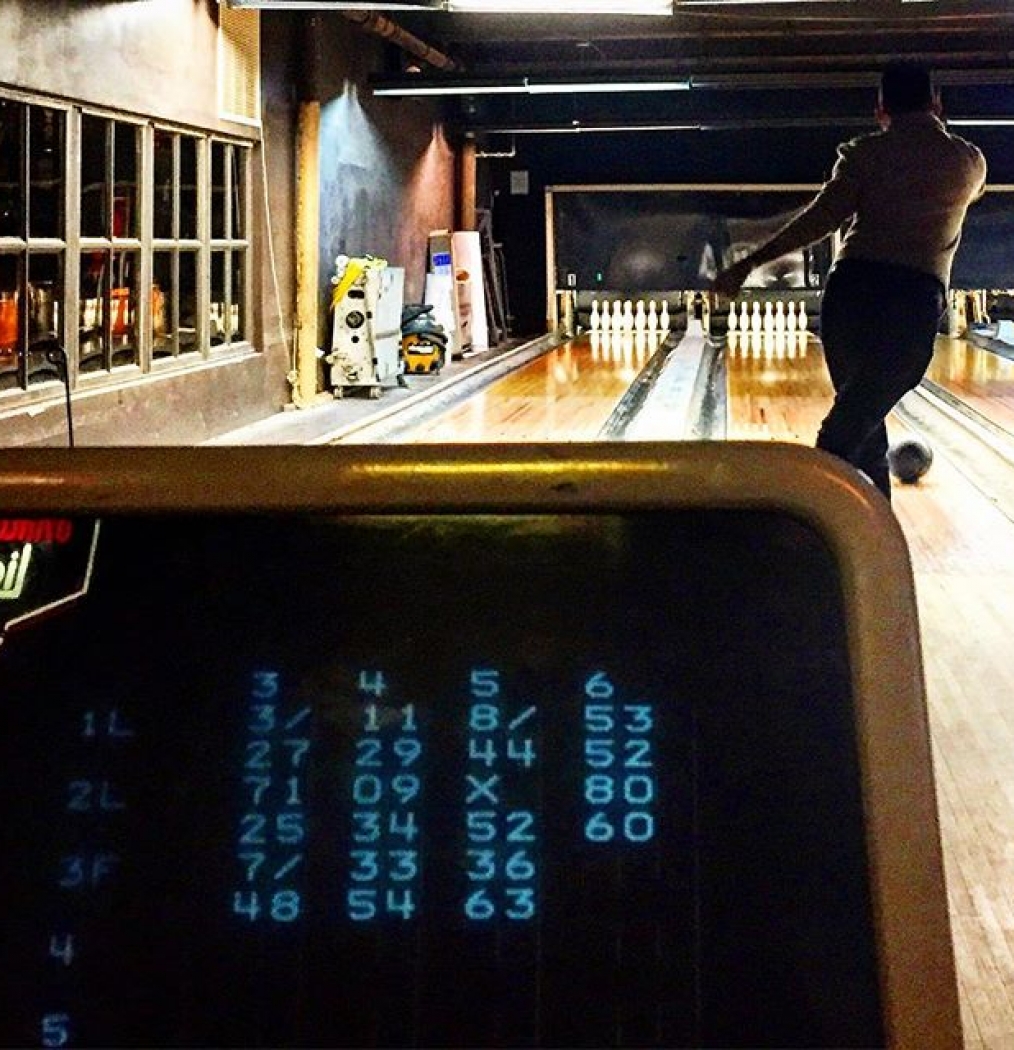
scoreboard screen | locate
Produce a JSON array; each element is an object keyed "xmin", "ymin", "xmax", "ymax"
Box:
[{"xmin": 0, "ymin": 445, "xmax": 959, "ymax": 1049}]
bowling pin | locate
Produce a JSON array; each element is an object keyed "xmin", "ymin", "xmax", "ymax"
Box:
[
  {"xmin": 763, "ymin": 301, "xmax": 774, "ymax": 333},
  {"xmin": 612, "ymin": 300, "xmax": 624, "ymax": 331},
  {"xmin": 600, "ymin": 301, "xmax": 612, "ymax": 332},
  {"xmin": 634, "ymin": 300, "xmax": 646, "ymax": 333},
  {"xmin": 659, "ymin": 301, "xmax": 670, "ymax": 332},
  {"xmin": 751, "ymin": 302, "xmax": 762, "ymax": 334},
  {"xmin": 623, "ymin": 300, "xmax": 634, "ymax": 332},
  {"xmin": 647, "ymin": 300, "xmax": 658, "ymax": 332},
  {"xmin": 798, "ymin": 301, "xmax": 808, "ymax": 331},
  {"xmin": 786, "ymin": 301, "xmax": 797, "ymax": 332},
  {"xmin": 589, "ymin": 300, "xmax": 600, "ymax": 332},
  {"xmin": 740, "ymin": 301, "xmax": 749, "ymax": 331},
  {"xmin": 728, "ymin": 301, "xmax": 738, "ymax": 332},
  {"xmin": 774, "ymin": 300, "xmax": 785, "ymax": 333}
]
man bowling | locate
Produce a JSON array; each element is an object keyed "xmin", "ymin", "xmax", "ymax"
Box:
[{"xmin": 714, "ymin": 61, "xmax": 986, "ymax": 501}]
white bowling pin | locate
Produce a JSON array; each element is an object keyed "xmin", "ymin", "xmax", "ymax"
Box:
[
  {"xmin": 763, "ymin": 301, "xmax": 774, "ymax": 332},
  {"xmin": 634, "ymin": 300, "xmax": 646, "ymax": 333},
  {"xmin": 647, "ymin": 300, "xmax": 658, "ymax": 332},
  {"xmin": 589, "ymin": 300, "xmax": 600, "ymax": 332},
  {"xmin": 798, "ymin": 301, "xmax": 808, "ymax": 331},
  {"xmin": 623, "ymin": 300, "xmax": 634, "ymax": 331},
  {"xmin": 612, "ymin": 300, "xmax": 624, "ymax": 331},
  {"xmin": 659, "ymin": 301, "xmax": 670, "ymax": 332},
  {"xmin": 774, "ymin": 300, "xmax": 785, "ymax": 332},
  {"xmin": 786, "ymin": 301, "xmax": 797, "ymax": 332},
  {"xmin": 751, "ymin": 302, "xmax": 762, "ymax": 334},
  {"xmin": 740, "ymin": 302, "xmax": 749, "ymax": 331},
  {"xmin": 601, "ymin": 301, "xmax": 612, "ymax": 332},
  {"xmin": 728, "ymin": 302, "xmax": 738, "ymax": 332}
]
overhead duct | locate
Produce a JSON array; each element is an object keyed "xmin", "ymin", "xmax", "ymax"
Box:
[{"xmin": 342, "ymin": 12, "xmax": 460, "ymax": 71}]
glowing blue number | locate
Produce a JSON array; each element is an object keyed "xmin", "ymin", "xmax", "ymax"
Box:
[
  {"xmin": 355, "ymin": 738, "xmax": 382, "ymax": 767},
  {"xmin": 584, "ymin": 704, "xmax": 614, "ymax": 733},
  {"xmin": 248, "ymin": 704, "xmax": 276, "ymax": 734},
  {"xmin": 238, "ymin": 851, "xmax": 265, "ymax": 882},
  {"xmin": 504, "ymin": 849, "xmax": 535, "ymax": 881},
  {"xmin": 233, "ymin": 889, "xmax": 262, "ymax": 921},
  {"xmin": 347, "ymin": 888, "xmax": 377, "ymax": 921},
  {"xmin": 48, "ymin": 935, "xmax": 74, "ymax": 966},
  {"xmin": 41, "ymin": 1013, "xmax": 70, "ymax": 1048},
  {"xmin": 350, "ymin": 850, "xmax": 380, "ymax": 882},
  {"xmin": 623, "ymin": 775, "xmax": 654, "ymax": 805},
  {"xmin": 245, "ymin": 740, "xmax": 271, "ymax": 770},
  {"xmin": 400, "ymin": 705, "xmax": 418, "ymax": 732},
  {"xmin": 282, "ymin": 738, "xmax": 310, "ymax": 768},
  {"xmin": 239, "ymin": 813, "xmax": 267, "ymax": 845},
  {"xmin": 393, "ymin": 737, "xmax": 421, "ymax": 766},
  {"xmin": 469, "ymin": 704, "xmax": 499, "ymax": 732},
  {"xmin": 386, "ymin": 888, "xmax": 416, "ymax": 919},
  {"xmin": 388, "ymin": 849, "xmax": 418, "ymax": 882},
  {"xmin": 584, "ymin": 671, "xmax": 615, "ymax": 700},
  {"xmin": 468, "ymin": 737, "xmax": 497, "ymax": 767},
  {"xmin": 505, "ymin": 887, "xmax": 536, "ymax": 920},
  {"xmin": 466, "ymin": 810, "xmax": 497, "ymax": 843},
  {"xmin": 624, "ymin": 739, "xmax": 653, "ymax": 768},
  {"xmin": 352, "ymin": 811, "xmax": 381, "ymax": 842},
  {"xmin": 624, "ymin": 812, "xmax": 655, "ymax": 842},
  {"xmin": 358, "ymin": 670, "xmax": 387, "ymax": 698},
  {"xmin": 470, "ymin": 668, "xmax": 500, "ymax": 699},
  {"xmin": 243, "ymin": 775, "xmax": 271, "ymax": 806},
  {"xmin": 623, "ymin": 704, "xmax": 654, "ymax": 733},
  {"xmin": 271, "ymin": 889, "xmax": 301, "ymax": 922},
  {"xmin": 585, "ymin": 812, "xmax": 614, "ymax": 842},
  {"xmin": 465, "ymin": 889, "xmax": 495, "ymax": 920},
  {"xmin": 585, "ymin": 739, "xmax": 614, "ymax": 768},
  {"xmin": 585, "ymin": 775, "xmax": 614, "ymax": 805},
  {"xmin": 353, "ymin": 774, "xmax": 383, "ymax": 805},
  {"xmin": 275, "ymin": 812, "xmax": 305, "ymax": 845},
  {"xmin": 505, "ymin": 810, "xmax": 536, "ymax": 842},
  {"xmin": 392, "ymin": 774, "xmax": 420, "ymax": 804},
  {"xmin": 466, "ymin": 848, "xmax": 496, "ymax": 882},
  {"xmin": 389, "ymin": 810, "xmax": 418, "ymax": 842},
  {"xmin": 252, "ymin": 672, "xmax": 279, "ymax": 700},
  {"xmin": 506, "ymin": 737, "xmax": 536, "ymax": 767}
]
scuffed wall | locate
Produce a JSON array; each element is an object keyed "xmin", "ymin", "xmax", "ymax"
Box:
[{"xmin": 313, "ymin": 17, "xmax": 455, "ymax": 330}]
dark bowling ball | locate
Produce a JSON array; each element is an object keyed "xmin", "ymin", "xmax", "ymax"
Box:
[{"xmin": 888, "ymin": 439, "xmax": 934, "ymax": 483}]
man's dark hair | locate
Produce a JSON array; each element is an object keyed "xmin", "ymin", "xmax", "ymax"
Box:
[{"xmin": 880, "ymin": 61, "xmax": 935, "ymax": 114}]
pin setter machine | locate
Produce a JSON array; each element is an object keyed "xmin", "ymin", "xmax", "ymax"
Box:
[{"xmin": 0, "ymin": 443, "xmax": 959, "ymax": 1049}]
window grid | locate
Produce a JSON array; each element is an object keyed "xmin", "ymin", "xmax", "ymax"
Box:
[{"xmin": 0, "ymin": 90, "xmax": 254, "ymax": 398}]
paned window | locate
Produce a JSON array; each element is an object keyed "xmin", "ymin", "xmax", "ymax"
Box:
[
  {"xmin": 0, "ymin": 99, "xmax": 67, "ymax": 392},
  {"xmin": 0, "ymin": 91, "xmax": 254, "ymax": 398}
]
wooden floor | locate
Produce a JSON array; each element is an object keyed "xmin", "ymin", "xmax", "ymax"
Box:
[
  {"xmin": 406, "ymin": 331, "xmax": 660, "ymax": 442},
  {"xmin": 726, "ymin": 331, "xmax": 1014, "ymax": 1049}
]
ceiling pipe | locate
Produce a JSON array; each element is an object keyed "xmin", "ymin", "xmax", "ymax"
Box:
[{"xmin": 342, "ymin": 11, "xmax": 461, "ymax": 71}]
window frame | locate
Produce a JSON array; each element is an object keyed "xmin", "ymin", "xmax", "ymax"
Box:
[{"xmin": 0, "ymin": 88, "xmax": 256, "ymax": 407}]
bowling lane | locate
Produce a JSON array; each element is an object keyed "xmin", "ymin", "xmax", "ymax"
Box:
[
  {"xmin": 725, "ymin": 330, "xmax": 1014, "ymax": 1048},
  {"xmin": 925, "ymin": 335, "xmax": 1014, "ymax": 436},
  {"xmin": 401, "ymin": 331, "xmax": 661, "ymax": 442}
]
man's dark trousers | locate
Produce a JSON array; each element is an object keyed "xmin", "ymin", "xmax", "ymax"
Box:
[{"xmin": 815, "ymin": 259, "xmax": 946, "ymax": 501}]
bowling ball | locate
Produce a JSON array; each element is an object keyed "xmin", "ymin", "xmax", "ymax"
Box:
[{"xmin": 887, "ymin": 439, "xmax": 934, "ymax": 483}]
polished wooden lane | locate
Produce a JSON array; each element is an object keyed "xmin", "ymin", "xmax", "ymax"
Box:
[
  {"xmin": 926, "ymin": 336, "xmax": 1014, "ymax": 437},
  {"xmin": 726, "ymin": 331, "xmax": 1014, "ymax": 1048},
  {"xmin": 404, "ymin": 331, "xmax": 660, "ymax": 442}
]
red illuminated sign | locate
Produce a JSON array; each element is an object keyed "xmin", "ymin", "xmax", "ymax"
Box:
[{"xmin": 0, "ymin": 519, "xmax": 75, "ymax": 545}]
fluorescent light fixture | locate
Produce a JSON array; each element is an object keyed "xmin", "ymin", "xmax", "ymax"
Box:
[
  {"xmin": 372, "ymin": 75, "xmax": 690, "ymax": 96},
  {"xmin": 228, "ymin": 0, "xmax": 672, "ymax": 7},
  {"xmin": 527, "ymin": 79, "xmax": 689, "ymax": 94},
  {"xmin": 448, "ymin": 1, "xmax": 672, "ymax": 12},
  {"xmin": 227, "ymin": 1, "xmax": 438, "ymax": 8}
]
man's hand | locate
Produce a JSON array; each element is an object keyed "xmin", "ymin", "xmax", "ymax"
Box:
[{"xmin": 713, "ymin": 258, "xmax": 754, "ymax": 299}]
